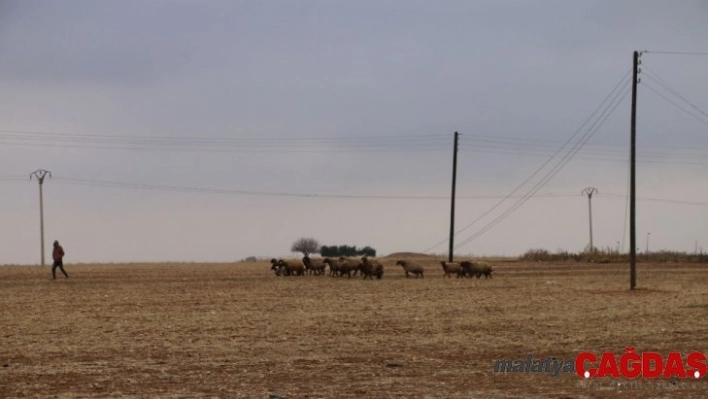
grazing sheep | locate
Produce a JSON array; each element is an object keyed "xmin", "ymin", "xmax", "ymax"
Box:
[
  {"xmin": 440, "ymin": 261, "xmax": 462, "ymax": 278},
  {"xmin": 277, "ymin": 259, "xmax": 305, "ymax": 276},
  {"xmin": 335, "ymin": 258, "xmax": 359, "ymax": 278},
  {"xmin": 459, "ymin": 260, "xmax": 493, "ymax": 279},
  {"xmin": 360, "ymin": 256, "xmax": 384, "ymax": 280},
  {"xmin": 302, "ymin": 256, "xmax": 326, "ymax": 276},
  {"xmin": 323, "ymin": 258, "xmax": 341, "ymax": 276},
  {"xmin": 477, "ymin": 261, "xmax": 493, "ymax": 279},
  {"xmin": 337, "ymin": 257, "xmax": 366, "ymax": 276},
  {"xmin": 270, "ymin": 258, "xmax": 283, "ymax": 276},
  {"xmin": 459, "ymin": 261, "xmax": 480, "ymax": 278},
  {"xmin": 396, "ymin": 260, "xmax": 424, "ymax": 278}
]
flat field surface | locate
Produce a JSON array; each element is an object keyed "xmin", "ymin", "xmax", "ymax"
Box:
[{"xmin": 1, "ymin": 259, "xmax": 707, "ymax": 398}]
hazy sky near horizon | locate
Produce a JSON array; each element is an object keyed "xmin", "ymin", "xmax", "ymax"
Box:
[{"xmin": 2, "ymin": 0, "xmax": 708, "ymax": 264}]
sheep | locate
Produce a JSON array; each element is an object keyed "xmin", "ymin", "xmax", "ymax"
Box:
[
  {"xmin": 439, "ymin": 261, "xmax": 462, "ymax": 278},
  {"xmin": 459, "ymin": 260, "xmax": 493, "ymax": 279},
  {"xmin": 277, "ymin": 259, "xmax": 305, "ymax": 276},
  {"xmin": 335, "ymin": 258, "xmax": 359, "ymax": 278},
  {"xmin": 360, "ymin": 256, "xmax": 384, "ymax": 280},
  {"xmin": 459, "ymin": 261, "xmax": 480, "ymax": 278},
  {"xmin": 476, "ymin": 261, "xmax": 493, "ymax": 279},
  {"xmin": 339, "ymin": 256, "xmax": 365, "ymax": 276},
  {"xmin": 396, "ymin": 260, "xmax": 424, "ymax": 278},
  {"xmin": 270, "ymin": 258, "xmax": 284, "ymax": 276},
  {"xmin": 323, "ymin": 258, "xmax": 341, "ymax": 276},
  {"xmin": 302, "ymin": 256, "xmax": 326, "ymax": 276}
]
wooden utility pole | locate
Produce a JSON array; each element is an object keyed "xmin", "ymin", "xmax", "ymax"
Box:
[
  {"xmin": 448, "ymin": 132, "xmax": 459, "ymax": 263},
  {"xmin": 30, "ymin": 169, "xmax": 52, "ymax": 266},
  {"xmin": 630, "ymin": 51, "xmax": 641, "ymax": 290}
]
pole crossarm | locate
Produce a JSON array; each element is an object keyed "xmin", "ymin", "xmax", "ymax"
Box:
[{"xmin": 30, "ymin": 169, "xmax": 52, "ymax": 183}]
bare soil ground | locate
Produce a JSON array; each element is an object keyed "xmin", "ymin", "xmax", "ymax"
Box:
[{"xmin": 1, "ymin": 259, "xmax": 707, "ymax": 398}]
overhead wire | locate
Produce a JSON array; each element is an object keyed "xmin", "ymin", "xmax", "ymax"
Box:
[
  {"xmin": 421, "ymin": 69, "xmax": 632, "ymax": 253},
  {"xmin": 643, "ymin": 50, "xmax": 708, "ymax": 56},
  {"xmin": 453, "ymin": 77, "xmax": 632, "ymax": 251},
  {"xmin": 599, "ymin": 193, "xmax": 708, "ymax": 207},
  {"xmin": 0, "ymin": 175, "xmax": 27, "ymax": 181},
  {"xmin": 642, "ymin": 83, "xmax": 708, "ymax": 128},
  {"xmin": 642, "ymin": 67, "xmax": 708, "ymax": 121},
  {"xmin": 0, "ymin": 130, "xmax": 455, "ymax": 153},
  {"xmin": 50, "ymin": 176, "xmax": 578, "ymax": 200}
]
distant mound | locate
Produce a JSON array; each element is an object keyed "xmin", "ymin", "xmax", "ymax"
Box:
[{"xmin": 383, "ymin": 252, "xmax": 437, "ymax": 259}]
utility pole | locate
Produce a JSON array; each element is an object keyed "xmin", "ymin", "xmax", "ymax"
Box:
[
  {"xmin": 448, "ymin": 131, "xmax": 459, "ymax": 263},
  {"xmin": 581, "ymin": 187, "xmax": 598, "ymax": 252},
  {"xmin": 30, "ymin": 169, "xmax": 52, "ymax": 266},
  {"xmin": 630, "ymin": 51, "xmax": 641, "ymax": 290},
  {"xmin": 646, "ymin": 232, "xmax": 650, "ymax": 254}
]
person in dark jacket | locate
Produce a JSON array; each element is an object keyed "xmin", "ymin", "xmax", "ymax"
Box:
[{"xmin": 52, "ymin": 240, "xmax": 68, "ymax": 279}]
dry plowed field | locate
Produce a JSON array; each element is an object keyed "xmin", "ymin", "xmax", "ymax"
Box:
[{"xmin": 2, "ymin": 260, "xmax": 707, "ymax": 398}]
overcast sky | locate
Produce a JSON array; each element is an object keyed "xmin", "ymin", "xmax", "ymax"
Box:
[{"xmin": 2, "ymin": 0, "xmax": 708, "ymax": 264}]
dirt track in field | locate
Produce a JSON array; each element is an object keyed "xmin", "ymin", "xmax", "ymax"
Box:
[{"xmin": 1, "ymin": 259, "xmax": 707, "ymax": 398}]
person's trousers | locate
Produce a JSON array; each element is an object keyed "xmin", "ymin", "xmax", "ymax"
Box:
[{"xmin": 52, "ymin": 260, "xmax": 68, "ymax": 279}]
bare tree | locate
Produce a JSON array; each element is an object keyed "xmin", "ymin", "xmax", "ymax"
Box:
[{"xmin": 291, "ymin": 237, "xmax": 320, "ymax": 257}]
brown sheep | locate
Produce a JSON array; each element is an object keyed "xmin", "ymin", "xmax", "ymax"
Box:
[
  {"xmin": 477, "ymin": 261, "xmax": 493, "ymax": 279},
  {"xmin": 335, "ymin": 258, "xmax": 359, "ymax": 278},
  {"xmin": 459, "ymin": 261, "xmax": 480, "ymax": 278},
  {"xmin": 440, "ymin": 261, "xmax": 462, "ymax": 278},
  {"xmin": 396, "ymin": 260, "xmax": 424, "ymax": 278},
  {"xmin": 459, "ymin": 260, "xmax": 493, "ymax": 279},
  {"xmin": 360, "ymin": 256, "xmax": 384, "ymax": 280},
  {"xmin": 270, "ymin": 258, "xmax": 283, "ymax": 276},
  {"xmin": 323, "ymin": 258, "xmax": 341, "ymax": 276},
  {"xmin": 339, "ymin": 256, "xmax": 364, "ymax": 276},
  {"xmin": 302, "ymin": 256, "xmax": 326, "ymax": 276},
  {"xmin": 277, "ymin": 259, "xmax": 305, "ymax": 276}
]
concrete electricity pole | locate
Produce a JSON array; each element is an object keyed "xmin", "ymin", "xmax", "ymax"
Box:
[
  {"xmin": 30, "ymin": 169, "xmax": 52, "ymax": 266},
  {"xmin": 581, "ymin": 187, "xmax": 598, "ymax": 252}
]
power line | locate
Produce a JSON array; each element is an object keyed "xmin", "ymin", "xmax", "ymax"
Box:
[
  {"xmin": 459, "ymin": 136, "xmax": 708, "ymax": 157},
  {"xmin": 0, "ymin": 141, "xmax": 453, "ymax": 153},
  {"xmin": 0, "ymin": 175, "xmax": 27, "ymax": 181},
  {"xmin": 0, "ymin": 130, "xmax": 452, "ymax": 150},
  {"xmin": 50, "ymin": 177, "xmax": 579, "ymax": 200},
  {"xmin": 17, "ymin": 176, "xmax": 708, "ymax": 206},
  {"xmin": 0, "ymin": 129, "xmax": 459, "ymax": 154},
  {"xmin": 642, "ymin": 67, "xmax": 708, "ymax": 120},
  {"xmin": 0, "ymin": 129, "xmax": 449, "ymax": 142},
  {"xmin": 599, "ymin": 193, "xmax": 708, "ymax": 207},
  {"xmin": 643, "ymin": 83, "xmax": 708, "ymax": 128},
  {"xmin": 459, "ymin": 147, "xmax": 708, "ymax": 166},
  {"xmin": 644, "ymin": 50, "xmax": 708, "ymax": 56},
  {"xmin": 421, "ymin": 69, "xmax": 632, "ymax": 253},
  {"xmin": 459, "ymin": 133, "xmax": 708, "ymax": 156},
  {"xmin": 453, "ymin": 80, "xmax": 631, "ymax": 251}
]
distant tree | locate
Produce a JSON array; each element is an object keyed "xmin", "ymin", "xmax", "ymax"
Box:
[
  {"xmin": 318, "ymin": 244, "xmax": 377, "ymax": 257},
  {"xmin": 360, "ymin": 246, "xmax": 376, "ymax": 257},
  {"xmin": 291, "ymin": 237, "xmax": 321, "ymax": 257}
]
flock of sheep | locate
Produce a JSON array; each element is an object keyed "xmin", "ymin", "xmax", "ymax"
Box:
[{"xmin": 269, "ymin": 256, "xmax": 494, "ymax": 280}]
